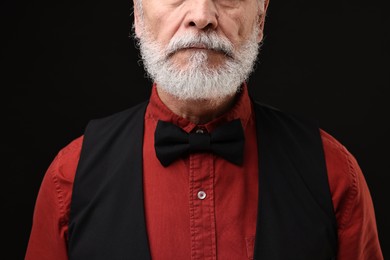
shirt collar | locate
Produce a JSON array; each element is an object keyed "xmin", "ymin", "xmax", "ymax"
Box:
[{"xmin": 146, "ymin": 82, "xmax": 253, "ymax": 133}]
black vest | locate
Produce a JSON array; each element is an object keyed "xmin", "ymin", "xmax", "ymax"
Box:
[{"xmin": 68, "ymin": 100, "xmax": 338, "ymax": 260}]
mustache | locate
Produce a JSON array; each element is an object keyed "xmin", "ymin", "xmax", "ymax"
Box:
[{"xmin": 165, "ymin": 32, "xmax": 234, "ymax": 58}]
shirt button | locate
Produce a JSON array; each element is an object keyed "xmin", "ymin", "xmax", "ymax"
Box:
[
  {"xmin": 195, "ymin": 129, "xmax": 204, "ymax": 134},
  {"xmin": 197, "ymin": 190, "xmax": 207, "ymax": 200}
]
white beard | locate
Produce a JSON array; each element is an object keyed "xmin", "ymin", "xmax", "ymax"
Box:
[{"xmin": 136, "ymin": 24, "xmax": 261, "ymax": 101}]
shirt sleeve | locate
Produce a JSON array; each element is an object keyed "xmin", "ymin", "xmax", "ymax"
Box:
[
  {"xmin": 321, "ymin": 130, "xmax": 384, "ymax": 260},
  {"xmin": 25, "ymin": 137, "xmax": 83, "ymax": 260}
]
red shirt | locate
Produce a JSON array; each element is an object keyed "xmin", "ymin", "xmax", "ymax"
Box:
[{"xmin": 25, "ymin": 84, "xmax": 383, "ymax": 260}]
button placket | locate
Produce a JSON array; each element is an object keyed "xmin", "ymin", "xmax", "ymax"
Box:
[{"xmin": 188, "ymin": 145, "xmax": 216, "ymax": 259}]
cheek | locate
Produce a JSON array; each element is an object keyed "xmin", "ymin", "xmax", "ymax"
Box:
[
  {"xmin": 219, "ymin": 16, "xmax": 253, "ymax": 47},
  {"xmin": 143, "ymin": 10, "xmax": 184, "ymax": 45}
]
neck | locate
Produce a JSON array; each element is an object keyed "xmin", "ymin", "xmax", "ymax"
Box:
[{"xmin": 156, "ymin": 86, "xmax": 237, "ymax": 124}]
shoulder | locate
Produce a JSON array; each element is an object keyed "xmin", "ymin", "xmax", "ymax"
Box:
[
  {"xmin": 319, "ymin": 128, "xmax": 360, "ymax": 187},
  {"xmin": 47, "ymin": 100, "xmax": 148, "ymax": 181},
  {"xmin": 36, "ymin": 136, "xmax": 84, "ymax": 225},
  {"xmin": 47, "ymin": 136, "xmax": 84, "ymax": 185},
  {"xmin": 86, "ymin": 100, "xmax": 149, "ymax": 130},
  {"xmin": 49, "ymin": 101, "xmax": 147, "ymax": 179},
  {"xmin": 251, "ymin": 100, "xmax": 318, "ymax": 128},
  {"xmin": 320, "ymin": 129, "xmax": 358, "ymax": 170},
  {"xmin": 319, "ymin": 129, "xmax": 362, "ymax": 228}
]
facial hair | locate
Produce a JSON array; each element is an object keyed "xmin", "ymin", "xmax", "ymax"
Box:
[{"xmin": 136, "ymin": 23, "xmax": 261, "ymax": 101}]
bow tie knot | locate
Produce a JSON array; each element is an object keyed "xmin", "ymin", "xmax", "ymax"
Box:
[
  {"xmin": 189, "ymin": 132, "xmax": 211, "ymax": 152},
  {"xmin": 154, "ymin": 119, "xmax": 245, "ymax": 167}
]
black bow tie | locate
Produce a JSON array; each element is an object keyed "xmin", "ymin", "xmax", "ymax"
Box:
[{"xmin": 154, "ymin": 119, "xmax": 245, "ymax": 167}]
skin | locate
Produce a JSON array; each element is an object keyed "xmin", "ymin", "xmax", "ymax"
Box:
[{"xmin": 133, "ymin": 0, "xmax": 269, "ymax": 124}]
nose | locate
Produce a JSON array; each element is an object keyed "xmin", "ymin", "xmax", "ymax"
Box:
[{"xmin": 185, "ymin": 0, "xmax": 219, "ymax": 30}]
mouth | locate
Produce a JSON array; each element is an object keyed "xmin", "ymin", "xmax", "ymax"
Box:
[
  {"xmin": 168, "ymin": 46, "xmax": 233, "ymax": 58},
  {"xmin": 185, "ymin": 46, "xmax": 207, "ymax": 50}
]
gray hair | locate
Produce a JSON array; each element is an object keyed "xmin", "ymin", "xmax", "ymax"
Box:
[{"xmin": 133, "ymin": 0, "xmax": 143, "ymax": 18}]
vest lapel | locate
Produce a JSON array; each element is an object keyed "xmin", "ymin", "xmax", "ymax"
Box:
[
  {"xmin": 252, "ymin": 102, "xmax": 337, "ymax": 259},
  {"xmin": 68, "ymin": 101, "xmax": 152, "ymax": 260}
]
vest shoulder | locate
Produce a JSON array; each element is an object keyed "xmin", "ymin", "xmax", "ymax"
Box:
[
  {"xmin": 252, "ymin": 99, "xmax": 318, "ymax": 126},
  {"xmin": 85, "ymin": 100, "xmax": 149, "ymax": 131}
]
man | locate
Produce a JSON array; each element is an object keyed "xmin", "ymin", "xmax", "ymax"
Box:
[{"xmin": 25, "ymin": 0, "xmax": 384, "ymax": 259}]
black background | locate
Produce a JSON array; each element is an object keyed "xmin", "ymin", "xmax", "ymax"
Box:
[{"xmin": 1, "ymin": 0, "xmax": 388, "ymax": 258}]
